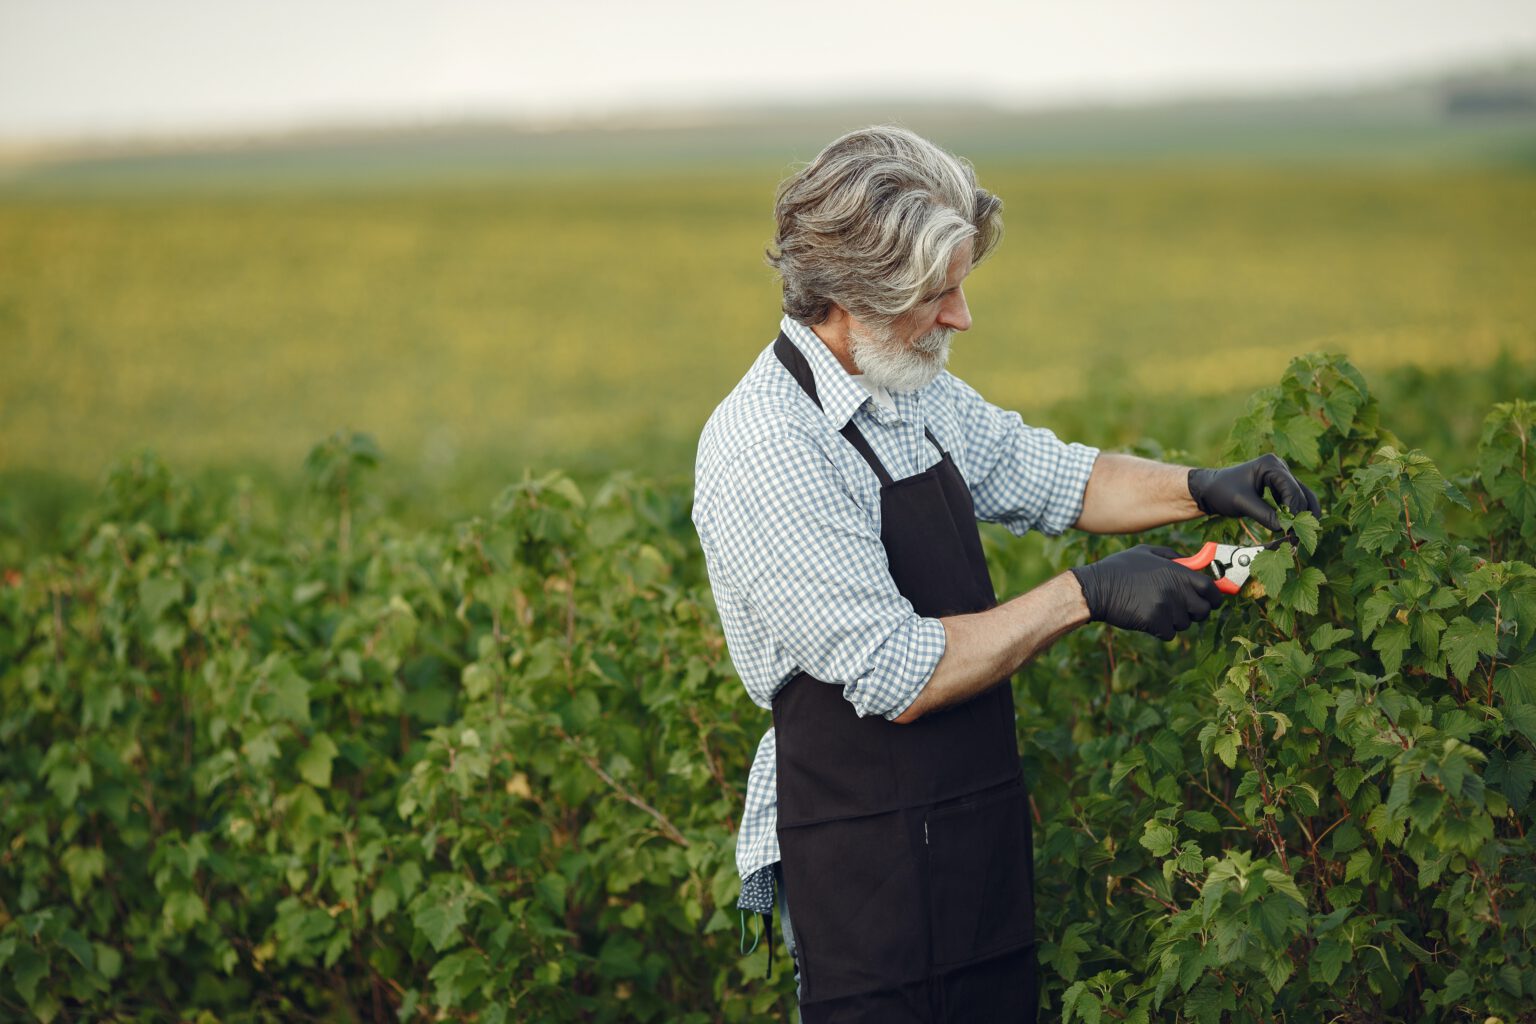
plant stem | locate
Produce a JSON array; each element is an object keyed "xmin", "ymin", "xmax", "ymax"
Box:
[{"xmin": 554, "ymin": 725, "xmax": 691, "ymax": 848}]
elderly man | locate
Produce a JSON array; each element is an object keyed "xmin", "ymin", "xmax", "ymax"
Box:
[{"xmin": 691, "ymin": 126, "xmax": 1317, "ymax": 1022}]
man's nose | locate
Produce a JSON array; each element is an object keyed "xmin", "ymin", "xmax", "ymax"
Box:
[{"xmin": 938, "ymin": 288, "xmax": 971, "ymax": 332}]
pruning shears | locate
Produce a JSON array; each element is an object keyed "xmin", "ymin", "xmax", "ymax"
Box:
[{"xmin": 1174, "ymin": 540, "xmax": 1283, "ymax": 595}]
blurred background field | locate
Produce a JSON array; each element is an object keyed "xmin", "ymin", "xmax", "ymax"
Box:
[{"xmin": 3, "ymin": 62, "xmax": 1536, "ymax": 552}]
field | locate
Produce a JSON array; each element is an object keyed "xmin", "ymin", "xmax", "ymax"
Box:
[{"xmin": 3, "ymin": 163, "xmax": 1534, "ymax": 524}]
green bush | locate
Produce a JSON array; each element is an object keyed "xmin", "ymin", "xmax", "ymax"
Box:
[
  {"xmin": 1014, "ymin": 358, "xmax": 1536, "ymax": 1023},
  {"xmin": 0, "ymin": 445, "xmax": 767, "ymax": 1021},
  {"xmin": 1, "ymin": 358, "xmax": 1532, "ymax": 1022}
]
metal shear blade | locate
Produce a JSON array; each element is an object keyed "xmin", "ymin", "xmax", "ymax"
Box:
[{"xmin": 1175, "ymin": 540, "xmax": 1282, "ymax": 595}]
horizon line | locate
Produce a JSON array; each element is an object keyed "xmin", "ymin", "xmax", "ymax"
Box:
[{"xmin": 3, "ymin": 47, "xmax": 1533, "ymax": 163}]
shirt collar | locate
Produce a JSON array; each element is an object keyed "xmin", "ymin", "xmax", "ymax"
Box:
[{"xmin": 779, "ymin": 315, "xmax": 878, "ymax": 430}]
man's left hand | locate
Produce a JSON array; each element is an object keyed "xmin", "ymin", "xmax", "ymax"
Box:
[{"xmin": 1187, "ymin": 454, "xmax": 1320, "ymax": 531}]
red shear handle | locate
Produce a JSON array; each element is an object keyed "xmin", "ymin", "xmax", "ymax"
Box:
[
  {"xmin": 1173, "ymin": 541, "xmax": 1219, "ymax": 571},
  {"xmin": 1174, "ymin": 542, "xmax": 1243, "ymax": 596}
]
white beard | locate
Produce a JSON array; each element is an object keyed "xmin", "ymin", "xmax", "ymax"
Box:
[{"xmin": 847, "ymin": 322, "xmax": 953, "ymax": 393}]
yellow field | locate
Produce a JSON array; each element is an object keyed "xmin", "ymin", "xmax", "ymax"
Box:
[{"xmin": 2, "ymin": 165, "xmax": 1533, "ymax": 483}]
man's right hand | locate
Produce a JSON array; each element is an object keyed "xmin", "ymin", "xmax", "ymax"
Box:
[{"xmin": 1069, "ymin": 544, "xmax": 1225, "ymax": 641}]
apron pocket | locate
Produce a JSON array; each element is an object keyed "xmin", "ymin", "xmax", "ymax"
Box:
[
  {"xmin": 926, "ymin": 782, "xmax": 1034, "ymax": 967},
  {"xmin": 778, "ymin": 810, "xmax": 927, "ymax": 1002}
]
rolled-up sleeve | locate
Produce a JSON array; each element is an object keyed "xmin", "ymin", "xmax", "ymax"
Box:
[
  {"xmin": 707, "ymin": 436, "xmax": 946, "ymax": 720},
  {"xmin": 943, "ymin": 376, "xmax": 1099, "ymax": 536}
]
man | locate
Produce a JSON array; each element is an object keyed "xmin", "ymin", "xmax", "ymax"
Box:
[{"xmin": 691, "ymin": 126, "xmax": 1318, "ymax": 1022}]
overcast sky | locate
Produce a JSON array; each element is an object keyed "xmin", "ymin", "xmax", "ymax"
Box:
[{"xmin": 2, "ymin": 0, "xmax": 1534, "ymax": 142}]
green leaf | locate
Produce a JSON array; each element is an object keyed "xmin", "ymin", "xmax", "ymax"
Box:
[
  {"xmin": 1182, "ymin": 810, "xmax": 1221, "ymax": 833},
  {"xmin": 58, "ymin": 929, "xmax": 93, "ymax": 970},
  {"xmin": 93, "ymin": 943, "xmax": 122, "ymax": 981},
  {"xmin": 243, "ymin": 730, "xmax": 280, "ymax": 769},
  {"xmin": 1261, "ymin": 951, "xmax": 1294, "ymax": 993},
  {"xmin": 1319, "ymin": 370, "xmax": 1366, "ymax": 435},
  {"xmin": 296, "ymin": 733, "xmax": 339, "ymax": 789},
  {"xmin": 1262, "ymin": 867, "xmax": 1306, "ymax": 908},
  {"xmin": 1250, "ymin": 894, "xmax": 1295, "ymax": 945},
  {"xmin": 163, "ymin": 889, "xmax": 207, "ymax": 932},
  {"xmin": 1373, "ymin": 622, "xmax": 1411, "ymax": 677},
  {"xmin": 262, "ymin": 658, "xmax": 312, "ymax": 724},
  {"xmin": 149, "ymin": 622, "xmax": 185, "ymax": 659},
  {"xmin": 1213, "ymin": 732, "xmax": 1239, "ymax": 769},
  {"xmin": 1140, "ymin": 821, "xmax": 1177, "ymax": 858},
  {"xmin": 1359, "ymin": 591, "xmax": 1396, "ymax": 640},
  {"xmin": 1250, "ymin": 548, "xmax": 1291, "ymax": 601},
  {"xmin": 138, "ymin": 574, "xmax": 183, "ymax": 620},
  {"xmin": 1062, "ymin": 981, "xmax": 1102, "ymax": 1024},
  {"xmin": 461, "ymin": 663, "xmax": 496, "ymax": 700},
  {"xmin": 1043, "ymin": 922, "xmax": 1092, "ymax": 981},
  {"xmin": 1442, "ymin": 615, "xmax": 1496, "ymax": 681},
  {"xmin": 371, "ymin": 885, "xmax": 399, "ymax": 924},
  {"xmin": 1311, "ymin": 939, "xmax": 1351, "ymax": 985},
  {"xmin": 1440, "ymin": 968, "xmax": 1472, "ymax": 1005},
  {"xmin": 60, "ymin": 845, "xmax": 106, "ymax": 903},
  {"xmin": 1507, "ymin": 702, "xmax": 1536, "ymax": 745},
  {"xmin": 1411, "ymin": 610, "xmax": 1447, "ymax": 663},
  {"xmin": 11, "ymin": 945, "xmax": 47, "ymax": 1005},
  {"xmin": 1184, "ymin": 979, "xmax": 1235, "ymax": 1024},
  {"xmin": 429, "ymin": 949, "xmax": 490, "ymax": 1008},
  {"xmin": 1295, "ymin": 685, "xmax": 1334, "ymax": 729},
  {"xmin": 1335, "ymin": 765, "xmax": 1365, "ymax": 799},
  {"xmin": 45, "ymin": 756, "xmax": 92, "ymax": 807},
  {"xmin": 536, "ymin": 871, "xmax": 568, "ymax": 913},
  {"xmin": 1345, "ymin": 847, "xmax": 1374, "ymax": 882},
  {"xmin": 1355, "ymin": 501, "xmax": 1404, "ymax": 554},
  {"xmin": 1110, "ymin": 748, "xmax": 1146, "ymax": 790},
  {"xmin": 413, "ymin": 894, "xmax": 467, "ymax": 953},
  {"xmin": 1279, "ymin": 566, "xmax": 1327, "ymax": 615},
  {"xmin": 82, "ymin": 681, "xmax": 125, "ymax": 730},
  {"xmin": 1495, "ymin": 655, "xmax": 1536, "ymax": 706},
  {"xmin": 1289, "ymin": 781, "xmax": 1321, "ymax": 815},
  {"xmin": 1278, "ymin": 510, "xmax": 1321, "ymax": 555},
  {"xmin": 1310, "ymin": 623, "xmax": 1353, "ymax": 651},
  {"xmin": 1487, "ymin": 749, "xmax": 1536, "ymax": 809},
  {"xmin": 1061, "ymin": 981, "xmax": 1087, "ymax": 1021},
  {"xmin": 1365, "ymin": 804, "xmax": 1405, "ymax": 847},
  {"xmin": 1275, "ymin": 414, "xmax": 1326, "ymax": 468}
]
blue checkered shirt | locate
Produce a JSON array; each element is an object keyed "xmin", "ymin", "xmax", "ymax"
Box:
[{"xmin": 692, "ymin": 316, "xmax": 1100, "ymax": 910}]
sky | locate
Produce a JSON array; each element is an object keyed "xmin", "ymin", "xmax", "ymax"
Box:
[{"xmin": 2, "ymin": 0, "xmax": 1534, "ymax": 142}]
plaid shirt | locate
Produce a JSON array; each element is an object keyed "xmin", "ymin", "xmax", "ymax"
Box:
[{"xmin": 692, "ymin": 316, "xmax": 1099, "ymax": 908}]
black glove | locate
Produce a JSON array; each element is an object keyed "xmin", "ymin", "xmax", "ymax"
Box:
[
  {"xmin": 1070, "ymin": 545, "xmax": 1225, "ymax": 641},
  {"xmin": 1187, "ymin": 454, "xmax": 1320, "ymax": 531}
]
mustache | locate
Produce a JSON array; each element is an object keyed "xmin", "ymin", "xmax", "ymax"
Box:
[{"xmin": 912, "ymin": 327, "xmax": 953, "ymax": 357}]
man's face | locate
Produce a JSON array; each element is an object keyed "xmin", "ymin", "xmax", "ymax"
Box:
[{"xmin": 848, "ymin": 240, "xmax": 974, "ymax": 393}]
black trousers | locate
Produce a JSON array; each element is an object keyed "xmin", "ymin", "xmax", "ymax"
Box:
[{"xmin": 777, "ymin": 865, "xmax": 1038, "ymax": 1024}]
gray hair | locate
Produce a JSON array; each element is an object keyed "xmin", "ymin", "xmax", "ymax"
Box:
[{"xmin": 767, "ymin": 126, "xmax": 1003, "ymax": 327}]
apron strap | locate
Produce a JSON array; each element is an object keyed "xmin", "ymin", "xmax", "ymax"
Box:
[{"xmin": 775, "ymin": 330, "xmax": 945, "ymax": 488}]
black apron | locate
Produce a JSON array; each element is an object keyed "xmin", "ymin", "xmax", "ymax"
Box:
[{"xmin": 771, "ymin": 333, "xmax": 1038, "ymax": 1023}]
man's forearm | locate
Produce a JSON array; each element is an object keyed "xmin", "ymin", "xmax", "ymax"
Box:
[
  {"xmin": 892, "ymin": 572, "xmax": 1089, "ymax": 724},
  {"xmin": 1074, "ymin": 453, "xmax": 1203, "ymax": 533}
]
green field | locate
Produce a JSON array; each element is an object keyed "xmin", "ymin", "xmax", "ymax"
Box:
[{"xmin": 3, "ymin": 164, "xmax": 1533, "ymax": 510}]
